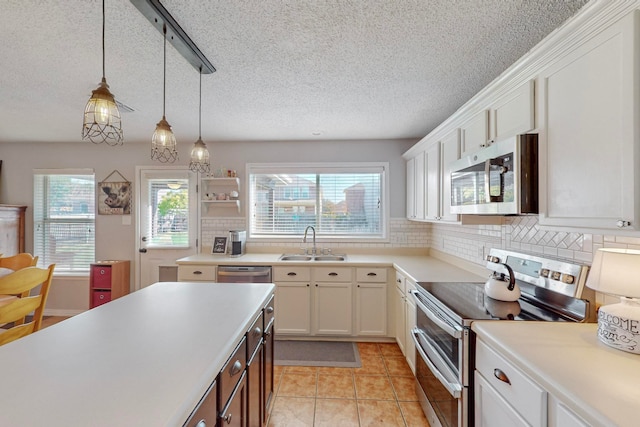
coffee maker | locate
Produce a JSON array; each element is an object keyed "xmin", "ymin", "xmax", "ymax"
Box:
[{"xmin": 228, "ymin": 230, "xmax": 246, "ymax": 257}]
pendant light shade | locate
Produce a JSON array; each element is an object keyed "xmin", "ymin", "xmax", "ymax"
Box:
[
  {"xmin": 189, "ymin": 68, "xmax": 211, "ymax": 174},
  {"xmin": 82, "ymin": 0, "xmax": 123, "ymax": 145},
  {"xmin": 151, "ymin": 25, "xmax": 178, "ymax": 163}
]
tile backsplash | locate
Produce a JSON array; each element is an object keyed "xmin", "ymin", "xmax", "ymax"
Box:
[{"xmin": 201, "ymin": 216, "xmax": 640, "ymax": 266}]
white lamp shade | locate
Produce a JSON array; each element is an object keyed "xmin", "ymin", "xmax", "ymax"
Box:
[{"xmin": 586, "ymin": 248, "xmax": 640, "ymax": 298}]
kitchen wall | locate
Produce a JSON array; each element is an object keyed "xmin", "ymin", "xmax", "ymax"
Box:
[{"xmin": 0, "ymin": 137, "xmax": 416, "ymax": 313}]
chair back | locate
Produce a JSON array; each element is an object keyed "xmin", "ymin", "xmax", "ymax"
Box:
[
  {"xmin": 0, "ymin": 264, "xmax": 55, "ymax": 346},
  {"xmin": 0, "ymin": 253, "xmax": 39, "ymax": 271}
]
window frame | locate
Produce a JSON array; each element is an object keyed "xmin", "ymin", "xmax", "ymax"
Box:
[
  {"xmin": 33, "ymin": 168, "xmax": 96, "ymax": 276},
  {"xmin": 246, "ymin": 162, "xmax": 389, "ymax": 242}
]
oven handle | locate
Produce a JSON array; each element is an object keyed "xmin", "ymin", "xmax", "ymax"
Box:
[
  {"xmin": 411, "ymin": 328, "xmax": 462, "ymax": 398},
  {"xmin": 409, "ymin": 289, "xmax": 462, "ymax": 339}
]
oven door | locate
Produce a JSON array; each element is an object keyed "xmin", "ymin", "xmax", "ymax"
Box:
[{"xmin": 411, "ymin": 290, "xmax": 468, "ymax": 427}]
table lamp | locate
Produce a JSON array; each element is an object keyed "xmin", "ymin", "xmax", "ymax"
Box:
[{"xmin": 586, "ymin": 248, "xmax": 640, "ymax": 354}]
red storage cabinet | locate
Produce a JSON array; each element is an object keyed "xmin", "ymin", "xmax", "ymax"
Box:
[{"xmin": 89, "ymin": 260, "xmax": 130, "ymax": 309}]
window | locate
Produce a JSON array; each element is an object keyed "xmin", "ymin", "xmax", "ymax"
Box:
[
  {"xmin": 33, "ymin": 169, "xmax": 95, "ymax": 274},
  {"xmin": 144, "ymin": 178, "xmax": 190, "ymax": 248},
  {"xmin": 248, "ymin": 163, "xmax": 388, "ymax": 240}
]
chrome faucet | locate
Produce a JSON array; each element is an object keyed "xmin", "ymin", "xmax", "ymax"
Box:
[{"xmin": 303, "ymin": 225, "xmax": 317, "ymax": 255}]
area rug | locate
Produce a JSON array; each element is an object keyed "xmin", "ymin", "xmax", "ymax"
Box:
[{"xmin": 274, "ymin": 340, "xmax": 362, "ymax": 368}]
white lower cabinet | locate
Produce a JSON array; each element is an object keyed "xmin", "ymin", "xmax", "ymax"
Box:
[
  {"xmin": 355, "ymin": 268, "xmax": 387, "ymax": 336},
  {"xmin": 474, "ymin": 373, "xmax": 529, "ymax": 427},
  {"xmin": 273, "ymin": 267, "xmax": 311, "ymax": 335},
  {"xmin": 313, "ymin": 281, "xmax": 352, "ymax": 335},
  {"xmin": 394, "ymin": 274, "xmax": 407, "ymax": 354},
  {"xmin": 475, "ymin": 337, "xmax": 592, "ymax": 427},
  {"xmin": 550, "ymin": 398, "xmax": 590, "ymax": 427},
  {"xmin": 475, "ymin": 339, "xmax": 546, "ymax": 426},
  {"xmin": 404, "ymin": 279, "xmax": 417, "ymax": 374}
]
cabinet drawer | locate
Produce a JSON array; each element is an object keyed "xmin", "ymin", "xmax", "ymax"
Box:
[
  {"xmin": 314, "ymin": 267, "xmax": 353, "ymax": 282},
  {"xmin": 183, "ymin": 380, "xmax": 217, "ymax": 427},
  {"xmin": 273, "ymin": 266, "xmax": 311, "ymax": 282},
  {"xmin": 475, "ymin": 340, "xmax": 546, "ymax": 426},
  {"xmin": 219, "ymin": 337, "xmax": 247, "ymax": 407},
  {"xmin": 91, "ymin": 291, "xmax": 111, "ymax": 307},
  {"xmin": 356, "ymin": 267, "xmax": 387, "ymax": 283},
  {"xmin": 177, "ymin": 265, "xmax": 217, "ymax": 282},
  {"xmin": 246, "ymin": 312, "xmax": 264, "ymax": 359},
  {"xmin": 264, "ymin": 294, "xmax": 275, "ymax": 330},
  {"xmin": 91, "ymin": 265, "xmax": 112, "ymax": 289}
]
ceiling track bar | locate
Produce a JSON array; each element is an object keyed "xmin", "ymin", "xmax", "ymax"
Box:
[{"xmin": 130, "ymin": 0, "xmax": 216, "ymax": 74}]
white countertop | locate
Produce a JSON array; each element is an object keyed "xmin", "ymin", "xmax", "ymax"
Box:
[
  {"xmin": 472, "ymin": 321, "xmax": 640, "ymax": 427},
  {"xmin": 0, "ymin": 281, "xmax": 275, "ymax": 427},
  {"xmin": 176, "ymin": 252, "xmax": 487, "ymax": 283}
]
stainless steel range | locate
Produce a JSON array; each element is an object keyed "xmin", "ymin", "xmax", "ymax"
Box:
[{"xmin": 410, "ymin": 249, "xmax": 596, "ymax": 427}]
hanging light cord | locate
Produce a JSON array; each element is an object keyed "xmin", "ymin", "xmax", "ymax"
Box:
[
  {"xmin": 101, "ymin": 0, "xmax": 106, "ymax": 79},
  {"xmin": 198, "ymin": 66, "xmax": 202, "ymax": 138},
  {"xmin": 162, "ymin": 25, "xmax": 167, "ymax": 118}
]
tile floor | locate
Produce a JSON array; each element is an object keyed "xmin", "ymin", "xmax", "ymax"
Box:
[{"xmin": 268, "ymin": 342, "xmax": 430, "ymax": 427}]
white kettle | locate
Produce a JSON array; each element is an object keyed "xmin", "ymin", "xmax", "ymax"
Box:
[{"xmin": 484, "ymin": 263, "xmax": 521, "ymax": 302}]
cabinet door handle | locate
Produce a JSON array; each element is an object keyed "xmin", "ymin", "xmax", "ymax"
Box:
[
  {"xmin": 230, "ymin": 360, "xmax": 242, "ymax": 376},
  {"xmin": 287, "ymin": 272, "xmax": 297, "ymax": 276},
  {"xmin": 223, "ymin": 413, "xmax": 233, "ymax": 424},
  {"xmin": 193, "ymin": 270, "xmax": 203, "ymax": 275},
  {"xmin": 493, "ymin": 368, "xmax": 511, "ymax": 385},
  {"xmin": 329, "ymin": 272, "xmax": 338, "ymax": 276},
  {"xmin": 367, "ymin": 272, "xmax": 377, "ymax": 276}
]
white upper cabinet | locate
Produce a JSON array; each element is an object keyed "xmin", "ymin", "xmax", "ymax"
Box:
[
  {"xmin": 490, "ymin": 80, "xmax": 536, "ymax": 142},
  {"xmin": 440, "ymin": 129, "xmax": 461, "ymax": 223},
  {"xmin": 406, "ymin": 130, "xmax": 460, "ymax": 223},
  {"xmin": 538, "ymin": 10, "xmax": 640, "ymax": 232},
  {"xmin": 460, "ymin": 109, "xmax": 489, "ymax": 157},
  {"xmin": 406, "ymin": 150, "xmax": 426, "ymax": 221},
  {"xmin": 425, "ymin": 142, "xmax": 440, "ymax": 220}
]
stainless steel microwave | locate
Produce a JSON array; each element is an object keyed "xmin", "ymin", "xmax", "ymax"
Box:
[{"xmin": 449, "ymin": 134, "xmax": 538, "ymax": 215}]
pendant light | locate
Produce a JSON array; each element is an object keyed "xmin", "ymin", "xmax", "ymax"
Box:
[
  {"xmin": 82, "ymin": 0, "xmax": 123, "ymax": 145},
  {"xmin": 151, "ymin": 25, "xmax": 178, "ymax": 163},
  {"xmin": 189, "ymin": 67, "xmax": 211, "ymax": 174}
]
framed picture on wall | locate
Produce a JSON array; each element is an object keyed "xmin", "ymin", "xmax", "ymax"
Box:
[{"xmin": 212, "ymin": 237, "xmax": 227, "ymax": 254}]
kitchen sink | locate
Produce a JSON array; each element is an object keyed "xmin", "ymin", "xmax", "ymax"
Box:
[
  {"xmin": 313, "ymin": 255, "xmax": 347, "ymax": 261},
  {"xmin": 279, "ymin": 254, "xmax": 313, "ymax": 261},
  {"xmin": 279, "ymin": 254, "xmax": 347, "ymax": 262}
]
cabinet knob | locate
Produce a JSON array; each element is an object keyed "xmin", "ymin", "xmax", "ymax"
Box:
[
  {"xmin": 617, "ymin": 220, "xmax": 631, "ymax": 228},
  {"xmin": 195, "ymin": 420, "xmax": 207, "ymax": 427},
  {"xmin": 253, "ymin": 327, "xmax": 262, "ymax": 337},
  {"xmin": 223, "ymin": 413, "xmax": 233, "ymax": 424},
  {"xmin": 266, "ymin": 306, "xmax": 274, "ymax": 314},
  {"xmin": 493, "ymin": 368, "xmax": 511, "ymax": 385},
  {"xmin": 230, "ymin": 360, "xmax": 242, "ymax": 376}
]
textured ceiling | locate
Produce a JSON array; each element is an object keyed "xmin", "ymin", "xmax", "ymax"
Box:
[{"xmin": 0, "ymin": 0, "xmax": 589, "ymax": 144}]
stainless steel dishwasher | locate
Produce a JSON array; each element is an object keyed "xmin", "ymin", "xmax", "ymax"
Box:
[{"xmin": 217, "ymin": 266, "xmax": 272, "ymax": 283}]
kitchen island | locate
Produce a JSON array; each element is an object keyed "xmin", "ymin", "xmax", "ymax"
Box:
[
  {"xmin": 0, "ymin": 281, "xmax": 275, "ymax": 427},
  {"xmin": 472, "ymin": 321, "xmax": 640, "ymax": 427}
]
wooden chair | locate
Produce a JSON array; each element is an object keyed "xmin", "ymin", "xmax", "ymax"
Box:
[
  {"xmin": 0, "ymin": 253, "xmax": 39, "ymax": 271},
  {"xmin": 0, "ymin": 264, "xmax": 55, "ymax": 346}
]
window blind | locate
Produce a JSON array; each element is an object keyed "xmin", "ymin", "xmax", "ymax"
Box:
[
  {"xmin": 249, "ymin": 163, "xmax": 387, "ymax": 239},
  {"xmin": 33, "ymin": 170, "xmax": 95, "ymax": 274}
]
